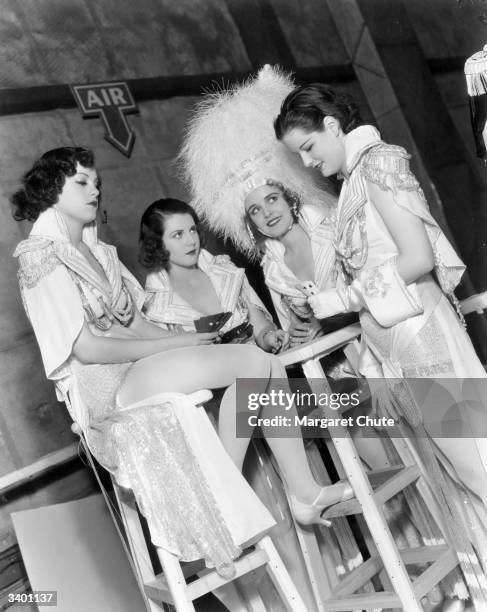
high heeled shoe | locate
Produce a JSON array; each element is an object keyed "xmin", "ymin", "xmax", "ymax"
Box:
[{"xmin": 289, "ymin": 482, "xmax": 354, "ymax": 527}]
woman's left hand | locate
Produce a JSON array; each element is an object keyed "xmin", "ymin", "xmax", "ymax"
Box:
[
  {"xmin": 257, "ymin": 329, "xmax": 289, "ymax": 354},
  {"xmin": 308, "ymin": 289, "xmax": 348, "ymax": 319}
]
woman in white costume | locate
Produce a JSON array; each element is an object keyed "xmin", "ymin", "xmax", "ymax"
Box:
[
  {"xmin": 12, "ymin": 147, "xmax": 352, "ymax": 580},
  {"xmin": 141, "ymin": 197, "xmax": 287, "ymax": 354},
  {"xmin": 274, "ymin": 83, "xmax": 487, "ymax": 601}
]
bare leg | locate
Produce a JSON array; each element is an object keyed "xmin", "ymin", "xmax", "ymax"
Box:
[
  {"xmin": 260, "ymin": 357, "xmax": 352, "ymax": 506},
  {"xmin": 218, "ymin": 356, "xmax": 323, "ymax": 503},
  {"xmin": 118, "ymin": 344, "xmax": 350, "ymax": 508}
]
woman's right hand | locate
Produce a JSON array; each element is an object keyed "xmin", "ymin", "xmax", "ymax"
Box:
[
  {"xmin": 288, "ymin": 318, "xmax": 311, "ymax": 346},
  {"xmin": 288, "ymin": 313, "xmax": 323, "ymax": 347}
]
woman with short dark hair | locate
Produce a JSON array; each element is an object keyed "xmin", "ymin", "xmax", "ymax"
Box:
[
  {"xmin": 139, "ymin": 197, "xmax": 287, "ymax": 352},
  {"xmin": 275, "ymin": 82, "xmax": 487, "ymax": 579}
]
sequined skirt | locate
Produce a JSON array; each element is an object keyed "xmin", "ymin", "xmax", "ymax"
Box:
[{"xmin": 73, "ymin": 363, "xmax": 274, "ymax": 576}]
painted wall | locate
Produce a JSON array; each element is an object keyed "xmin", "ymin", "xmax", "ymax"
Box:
[{"xmin": 0, "ymin": 0, "xmax": 485, "ymax": 600}]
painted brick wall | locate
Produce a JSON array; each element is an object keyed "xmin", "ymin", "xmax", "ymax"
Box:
[{"xmin": 0, "ymin": 0, "xmax": 250, "ymax": 87}]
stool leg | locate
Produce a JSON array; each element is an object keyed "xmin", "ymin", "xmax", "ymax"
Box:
[
  {"xmin": 157, "ymin": 548, "xmax": 196, "ymax": 612},
  {"xmin": 302, "ymin": 358, "xmax": 424, "ymax": 612},
  {"xmin": 239, "ymin": 575, "xmax": 268, "ymax": 612},
  {"xmin": 257, "ymin": 536, "xmax": 308, "ymax": 612},
  {"xmin": 113, "ymin": 486, "xmax": 166, "ymax": 612},
  {"xmin": 324, "ymin": 441, "xmax": 394, "ymax": 608},
  {"xmin": 211, "ymin": 580, "xmax": 249, "ymax": 612},
  {"xmin": 288, "ymin": 519, "xmax": 332, "ymax": 611}
]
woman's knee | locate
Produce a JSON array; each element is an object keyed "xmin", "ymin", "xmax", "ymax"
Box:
[{"xmin": 238, "ymin": 345, "xmax": 272, "ymax": 378}]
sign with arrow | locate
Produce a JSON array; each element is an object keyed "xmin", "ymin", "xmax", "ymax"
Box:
[{"xmin": 71, "ymin": 81, "xmax": 138, "ymax": 157}]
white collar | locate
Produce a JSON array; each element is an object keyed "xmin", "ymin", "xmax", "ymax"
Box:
[
  {"xmin": 342, "ymin": 125, "xmax": 381, "ymax": 177},
  {"xmin": 31, "ymin": 207, "xmax": 98, "ymax": 247}
]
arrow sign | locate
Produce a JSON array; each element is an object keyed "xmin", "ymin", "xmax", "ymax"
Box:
[{"xmin": 71, "ymin": 82, "xmax": 138, "ymax": 157}]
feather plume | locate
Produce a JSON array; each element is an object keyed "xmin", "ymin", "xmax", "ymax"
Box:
[{"xmin": 179, "ymin": 65, "xmax": 337, "ymax": 258}]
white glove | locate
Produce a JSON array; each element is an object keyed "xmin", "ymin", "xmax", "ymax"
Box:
[
  {"xmin": 309, "ymin": 260, "xmax": 423, "ymax": 327},
  {"xmin": 308, "ymin": 280, "xmax": 364, "ymax": 320}
]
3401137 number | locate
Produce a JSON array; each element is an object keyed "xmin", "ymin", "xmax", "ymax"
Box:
[{"xmin": 8, "ymin": 591, "xmax": 57, "ymax": 606}]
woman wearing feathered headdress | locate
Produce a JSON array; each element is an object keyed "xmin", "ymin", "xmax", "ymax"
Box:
[{"xmin": 180, "ymin": 66, "xmax": 357, "ymax": 349}]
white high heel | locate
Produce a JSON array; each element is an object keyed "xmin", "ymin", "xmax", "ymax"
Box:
[{"xmin": 289, "ymin": 482, "xmax": 354, "ymax": 527}]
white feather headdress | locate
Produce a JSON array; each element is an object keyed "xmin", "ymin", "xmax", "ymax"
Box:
[{"xmin": 180, "ymin": 65, "xmax": 337, "ymax": 258}]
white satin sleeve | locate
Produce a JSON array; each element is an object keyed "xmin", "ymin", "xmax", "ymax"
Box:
[
  {"xmin": 18, "ymin": 254, "xmax": 84, "ymax": 380},
  {"xmin": 362, "ymin": 144, "xmax": 465, "ymax": 293}
]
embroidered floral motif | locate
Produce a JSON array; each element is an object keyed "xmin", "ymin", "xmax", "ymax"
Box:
[
  {"xmin": 362, "ymin": 144, "xmax": 421, "ymax": 193},
  {"xmin": 17, "ymin": 247, "xmax": 61, "ymax": 289},
  {"xmin": 362, "ymin": 267, "xmax": 391, "ymax": 298}
]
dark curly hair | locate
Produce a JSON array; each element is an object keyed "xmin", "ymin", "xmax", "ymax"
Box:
[
  {"xmin": 11, "ymin": 147, "xmax": 96, "ymax": 222},
  {"xmin": 274, "ymin": 84, "xmax": 363, "ymax": 140},
  {"xmin": 245, "ymin": 179, "xmax": 302, "ymax": 255},
  {"xmin": 139, "ymin": 198, "xmax": 204, "ymax": 270}
]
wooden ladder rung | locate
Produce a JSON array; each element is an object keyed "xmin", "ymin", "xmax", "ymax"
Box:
[
  {"xmin": 366, "ymin": 465, "xmax": 405, "ymax": 486},
  {"xmin": 331, "ymin": 556, "xmax": 383, "ymax": 597},
  {"xmin": 412, "ymin": 549, "xmax": 458, "ymax": 600},
  {"xmin": 330, "ymin": 545, "xmax": 452, "ymax": 599},
  {"xmin": 323, "ymin": 466, "xmax": 421, "ymax": 519},
  {"xmin": 144, "ymin": 577, "xmax": 173, "ymax": 605},
  {"xmin": 324, "ymin": 590, "xmax": 401, "ymax": 611},
  {"xmin": 401, "ymin": 544, "xmax": 449, "ymax": 565},
  {"xmin": 373, "ymin": 465, "xmax": 421, "ymax": 505},
  {"xmin": 144, "ymin": 548, "xmax": 269, "ymax": 603}
]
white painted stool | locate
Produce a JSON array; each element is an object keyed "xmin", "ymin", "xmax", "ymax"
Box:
[
  {"xmin": 279, "ymin": 324, "xmax": 474, "ymax": 611},
  {"xmin": 72, "ymin": 389, "xmax": 307, "ymax": 612}
]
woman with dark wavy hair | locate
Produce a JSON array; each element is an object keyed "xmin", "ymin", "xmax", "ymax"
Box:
[
  {"xmin": 275, "ymin": 83, "xmax": 487, "ymax": 587},
  {"xmin": 12, "ymin": 147, "xmax": 353, "ymax": 575},
  {"xmin": 139, "ymin": 197, "xmax": 288, "ymax": 353}
]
